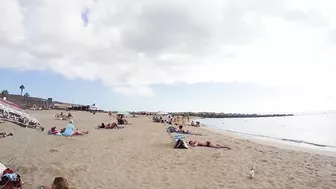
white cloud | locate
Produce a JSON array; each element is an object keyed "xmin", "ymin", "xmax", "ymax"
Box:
[{"xmin": 0, "ymin": 0, "xmax": 335, "ymax": 99}]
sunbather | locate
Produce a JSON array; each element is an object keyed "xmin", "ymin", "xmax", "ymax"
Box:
[
  {"xmin": 97, "ymin": 122, "xmax": 120, "ymax": 129},
  {"xmin": 38, "ymin": 177, "xmax": 72, "ymax": 189},
  {"xmin": 188, "ymin": 140, "xmax": 231, "ymax": 149},
  {"xmin": 63, "ymin": 120, "xmax": 88, "ymax": 136},
  {"xmin": 177, "ymin": 125, "xmax": 201, "ymax": 135},
  {"xmin": 0, "ymin": 132, "xmax": 13, "ymax": 138}
]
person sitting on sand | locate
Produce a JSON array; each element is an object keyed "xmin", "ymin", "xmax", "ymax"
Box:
[
  {"xmin": 188, "ymin": 140, "xmax": 231, "ymax": 149},
  {"xmin": 62, "ymin": 120, "xmax": 88, "ymax": 136},
  {"xmin": 0, "ymin": 132, "xmax": 13, "ymax": 138},
  {"xmin": 49, "ymin": 127, "xmax": 60, "ymax": 135},
  {"xmin": 195, "ymin": 121, "xmax": 200, "ymax": 127},
  {"xmin": 48, "ymin": 127, "xmax": 64, "ymax": 136},
  {"xmin": 38, "ymin": 177, "xmax": 72, "ymax": 189},
  {"xmin": 117, "ymin": 115, "xmax": 131, "ymax": 125},
  {"xmin": 190, "ymin": 121, "xmax": 195, "ymax": 126},
  {"xmin": 67, "ymin": 113, "xmax": 73, "ymax": 119}
]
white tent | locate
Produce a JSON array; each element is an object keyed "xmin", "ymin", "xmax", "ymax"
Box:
[
  {"xmin": 157, "ymin": 111, "xmax": 169, "ymax": 115},
  {"xmin": 89, "ymin": 105, "xmax": 98, "ymax": 111}
]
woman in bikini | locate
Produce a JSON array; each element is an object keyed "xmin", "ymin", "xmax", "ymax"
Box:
[
  {"xmin": 188, "ymin": 140, "xmax": 231, "ymax": 149},
  {"xmin": 98, "ymin": 122, "xmax": 119, "ymax": 129}
]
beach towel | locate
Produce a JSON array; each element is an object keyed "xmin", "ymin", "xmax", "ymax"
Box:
[{"xmin": 167, "ymin": 126, "xmax": 177, "ymax": 133}]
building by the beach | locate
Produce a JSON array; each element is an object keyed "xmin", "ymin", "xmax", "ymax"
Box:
[{"xmin": 4, "ymin": 94, "xmax": 52, "ymax": 109}]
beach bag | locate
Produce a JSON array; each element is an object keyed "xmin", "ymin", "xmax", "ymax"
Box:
[{"xmin": 174, "ymin": 139, "xmax": 189, "ymax": 149}]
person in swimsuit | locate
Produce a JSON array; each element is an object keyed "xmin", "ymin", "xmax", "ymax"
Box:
[
  {"xmin": 178, "ymin": 125, "xmax": 191, "ymax": 134},
  {"xmin": 177, "ymin": 125, "xmax": 201, "ymax": 135},
  {"xmin": 188, "ymin": 140, "xmax": 231, "ymax": 149},
  {"xmin": 0, "ymin": 132, "xmax": 13, "ymax": 138},
  {"xmin": 98, "ymin": 122, "xmax": 119, "ymax": 129}
]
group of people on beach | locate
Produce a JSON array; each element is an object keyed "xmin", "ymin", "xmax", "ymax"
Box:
[
  {"xmin": 50, "ymin": 112, "xmax": 131, "ymax": 136},
  {"xmin": 54, "ymin": 112, "xmax": 73, "ymax": 121},
  {"xmin": 160, "ymin": 116, "xmax": 230, "ymax": 150},
  {"xmin": 49, "ymin": 120, "xmax": 88, "ymax": 136},
  {"xmin": 153, "ymin": 115, "xmax": 200, "ymax": 128},
  {"xmin": 96, "ymin": 114, "xmax": 131, "ymax": 129}
]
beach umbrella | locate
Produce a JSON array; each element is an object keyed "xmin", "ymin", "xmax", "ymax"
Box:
[{"xmin": 117, "ymin": 111, "xmax": 130, "ymax": 115}]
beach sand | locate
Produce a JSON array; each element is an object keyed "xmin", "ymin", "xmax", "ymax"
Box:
[{"xmin": 1, "ymin": 110, "xmax": 336, "ymax": 189}]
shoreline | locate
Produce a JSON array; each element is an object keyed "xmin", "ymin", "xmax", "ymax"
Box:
[
  {"xmin": 198, "ymin": 126, "xmax": 336, "ymax": 157},
  {"xmin": 189, "ymin": 117, "xmax": 336, "ymax": 157}
]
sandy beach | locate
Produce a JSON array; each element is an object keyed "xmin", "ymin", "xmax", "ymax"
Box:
[{"xmin": 1, "ymin": 110, "xmax": 336, "ymax": 189}]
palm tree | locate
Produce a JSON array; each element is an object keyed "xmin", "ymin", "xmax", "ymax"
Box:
[
  {"xmin": 1, "ymin": 90, "xmax": 9, "ymax": 98},
  {"xmin": 19, "ymin": 85, "xmax": 25, "ymax": 96},
  {"xmin": 24, "ymin": 92, "xmax": 30, "ymax": 106}
]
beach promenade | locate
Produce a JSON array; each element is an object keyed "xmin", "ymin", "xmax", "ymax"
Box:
[{"xmin": 1, "ymin": 110, "xmax": 336, "ymax": 189}]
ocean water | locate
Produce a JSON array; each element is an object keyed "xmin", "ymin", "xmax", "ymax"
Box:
[{"xmin": 195, "ymin": 113, "xmax": 336, "ymax": 151}]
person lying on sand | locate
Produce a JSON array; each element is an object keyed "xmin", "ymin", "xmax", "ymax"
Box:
[
  {"xmin": 97, "ymin": 122, "xmax": 120, "ymax": 129},
  {"xmin": 38, "ymin": 177, "xmax": 75, "ymax": 189},
  {"xmin": 177, "ymin": 125, "xmax": 202, "ymax": 135},
  {"xmin": 62, "ymin": 120, "xmax": 88, "ymax": 136},
  {"xmin": 188, "ymin": 140, "xmax": 231, "ymax": 149},
  {"xmin": 0, "ymin": 132, "xmax": 13, "ymax": 138}
]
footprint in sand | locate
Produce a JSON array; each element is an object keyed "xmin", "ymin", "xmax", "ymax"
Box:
[{"xmin": 212, "ymin": 152, "xmax": 221, "ymax": 158}]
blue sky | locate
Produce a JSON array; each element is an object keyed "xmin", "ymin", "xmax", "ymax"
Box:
[
  {"xmin": 1, "ymin": 68, "xmax": 334, "ymax": 113},
  {"xmin": 0, "ymin": 68, "xmax": 281, "ymax": 113},
  {"xmin": 1, "ymin": 0, "xmax": 336, "ymax": 113}
]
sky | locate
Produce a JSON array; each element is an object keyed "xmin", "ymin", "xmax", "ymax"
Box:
[{"xmin": 0, "ymin": 0, "xmax": 336, "ymax": 113}]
